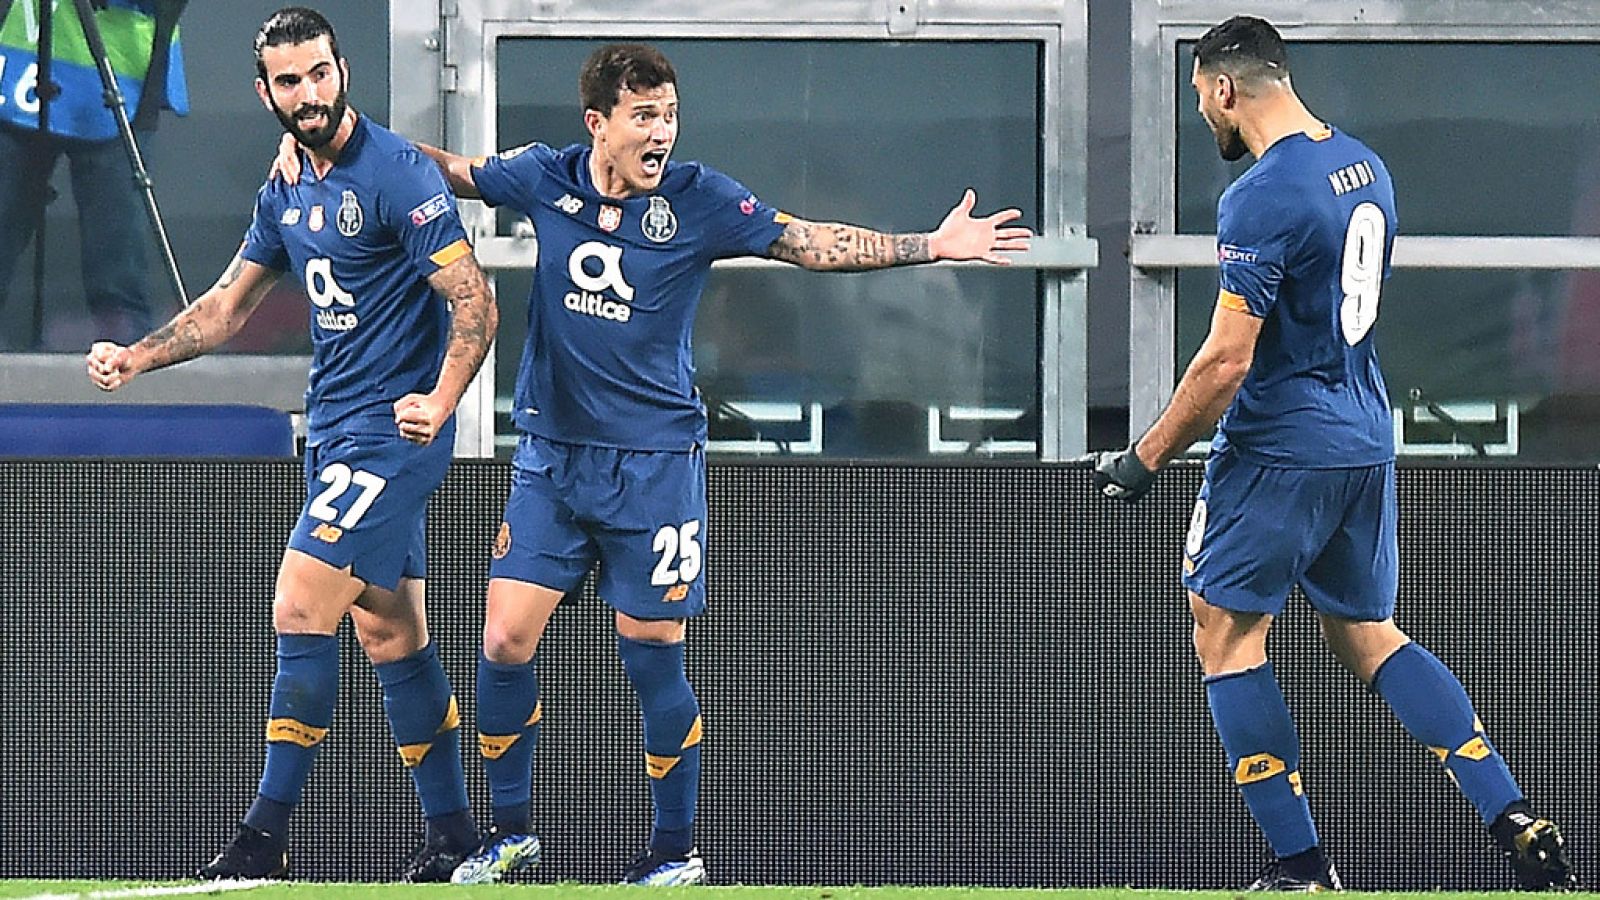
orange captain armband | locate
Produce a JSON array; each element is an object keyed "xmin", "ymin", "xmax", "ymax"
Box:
[
  {"xmin": 1217, "ymin": 289, "xmax": 1250, "ymax": 314},
  {"xmin": 430, "ymin": 239, "xmax": 472, "ymax": 268}
]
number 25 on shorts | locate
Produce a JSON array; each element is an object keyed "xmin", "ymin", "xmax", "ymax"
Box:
[{"xmin": 651, "ymin": 520, "xmax": 703, "ymax": 591}]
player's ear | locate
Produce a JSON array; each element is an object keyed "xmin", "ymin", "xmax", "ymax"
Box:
[
  {"xmin": 583, "ymin": 108, "xmax": 605, "ymax": 140},
  {"xmin": 254, "ymin": 78, "xmax": 274, "ymax": 112},
  {"xmin": 1218, "ymin": 72, "xmax": 1238, "ymax": 108},
  {"xmin": 339, "ymin": 57, "xmax": 351, "ymax": 91}
]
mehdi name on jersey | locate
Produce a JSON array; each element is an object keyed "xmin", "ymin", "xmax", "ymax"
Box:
[{"xmin": 1328, "ymin": 159, "xmax": 1377, "ymax": 196}]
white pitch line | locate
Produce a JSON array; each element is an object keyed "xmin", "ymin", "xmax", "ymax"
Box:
[{"xmin": 18, "ymin": 880, "xmax": 275, "ymax": 900}]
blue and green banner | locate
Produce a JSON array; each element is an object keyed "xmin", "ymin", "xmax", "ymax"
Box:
[{"xmin": 0, "ymin": 0, "xmax": 186, "ymax": 140}]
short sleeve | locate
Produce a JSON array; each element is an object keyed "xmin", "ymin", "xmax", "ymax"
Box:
[
  {"xmin": 379, "ymin": 149, "xmax": 474, "ymax": 278},
  {"xmin": 1215, "ymin": 185, "xmax": 1293, "ymax": 317},
  {"xmin": 471, "ymin": 142, "xmax": 557, "ymax": 213},
  {"xmin": 239, "ymin": 182, "xmax": 289, "ymax": 273},
  {"xmin": 695, "ymin": 166, "xmax": 788, "ymax": 260}
]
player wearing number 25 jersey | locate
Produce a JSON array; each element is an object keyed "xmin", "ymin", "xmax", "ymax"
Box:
[
  {"xmin": 1092, "ymin": 16, "xmax": 1573, "ymax": 892},
  {"xmin": 402, "ymin": 42, "xmax": 1030, "ymax": 887}
]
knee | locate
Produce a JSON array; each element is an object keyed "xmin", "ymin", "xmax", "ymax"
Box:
[
  {"xmin": 1188, "ymin": 595, "xmax": 1225, "ymax": 670},
  {"xmin": 1189, "ymin": 593, "xmax": 1268, "ymax": 676},
  {"xmin": 1320, "ymin": 618, "xmax": 1409, "ymax": 685},
  {"xmin": 354, "ymin": 617, "xmax": 422, "ymax": 665},
  {"xmin": 1191, "ymin": 618, "xmax": 1232, "ymax": 674},
  {"xmin": 482, "ymin": 615, "xmax": 541, "ymax": 664},
  {"xmin": 272, "ymin": 594, "xmax": 329, "ymax": 636}
]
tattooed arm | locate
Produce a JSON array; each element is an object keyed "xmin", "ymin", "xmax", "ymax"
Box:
[
  {"xmin": 392, "ymin": 251, "xmax": 499, "ymax": 445},
  {"xmin": 765, "ymin": 189, "xmax": 1031, "ymax": 272},
  {"xmin": 767, "ymin": 220, "xmax": 933, "ymax": 272},
  {"xmin": 86, "ymin": 251, "xmax": 279, "ymax": 391}
]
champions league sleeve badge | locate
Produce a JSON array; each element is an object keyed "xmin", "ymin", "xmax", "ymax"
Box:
[
  {"xmin": 337, "ymin": 190, "xmax": 364, "ymax": 237},
  {"xmin": 642, "ymin": 196, "xmax": 677, "ymax": 243}
]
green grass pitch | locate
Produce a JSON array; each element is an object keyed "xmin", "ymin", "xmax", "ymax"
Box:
[{"xmin": 1, "ymin": 884, "xmax": 1597, "ymax": 900}]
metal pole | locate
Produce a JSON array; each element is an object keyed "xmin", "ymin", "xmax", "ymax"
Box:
[
  {"xmin": 69, "ymin": 0, "xmax": 188, "ymax": 307},
  {"xmin": 31, "ymin": 0, "xmax": 58, "ymax": 348}
]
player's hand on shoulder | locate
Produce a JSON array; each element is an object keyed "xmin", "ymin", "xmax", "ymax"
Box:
[
  {"xmin": 394, "ymin": 392, "xmax": 452, "ymax": 446},
  {"xmin": 85, "ymin": 341, "xmax": 135, "ymax": 392},
  {"xmin": 1092, "ymin": 445, "xmax": 1157, "ymax": 504},
  {"xmin": 269, "ymin": 132, "xmax": 303, "ymax": 185},
  {"xmin": 930, "ymin": 188, "xmax": 1032, "ymax": 265}
]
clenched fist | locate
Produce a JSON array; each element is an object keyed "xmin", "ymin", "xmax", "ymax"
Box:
[{"xmin": 85, "ymin": 342, "xmax": 138, "ymax": 392}]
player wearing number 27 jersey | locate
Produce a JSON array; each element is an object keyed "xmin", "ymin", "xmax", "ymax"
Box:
[{"xmin": 88, "ymin": 9, "xmax": 498, "ymax": 882}]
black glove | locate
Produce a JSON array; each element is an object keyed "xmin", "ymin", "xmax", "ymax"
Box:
[{"xmin": 1093, "ymin": 446, "xmax": 1157, "ymax": 504}]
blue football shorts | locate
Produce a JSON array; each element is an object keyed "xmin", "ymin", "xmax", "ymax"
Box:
[
  {"xmin": 286, "ymin": 422, "xmax": 454, "ymax": 592},
  {"xmin": 1181, "ymin": 452, "xmax": 1398, "ymax": 621},
  {"xmin": 490, "ymin": 434, "xmax": 707, "ymax": 620}
]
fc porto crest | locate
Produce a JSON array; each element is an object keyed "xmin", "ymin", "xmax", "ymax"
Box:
[
  {"xmin": 308, "ymin": 205, "xmax": 325, "ymax": 232},
  {"xmin": 642, "ymin": 196, "xmax": 677, "ymax": 243},
  {"xmin": 336, "ymin": 190, "xmax": 363, "ymax": 237},
  {"xmin": 597, "ymin": 205, "xmax": 623, "ymax": 233}
]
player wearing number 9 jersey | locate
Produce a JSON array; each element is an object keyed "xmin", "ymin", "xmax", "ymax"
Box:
[
  {"xmin": 1091, "ymin": 15, "xmax": 1574, "ymax": 892},
  {"xmin": 85, "ymin": 8, "xmax": 499, "ymax": 883}
]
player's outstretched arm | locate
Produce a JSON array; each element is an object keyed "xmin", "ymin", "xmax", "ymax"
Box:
[
  {"xmin": 85, "ymin": 251, "xmax": 279, "ymax": 391},
  {"xmin": 766, "ymin": 189, "xmax": 1031, "ymax": 272},
  {"xmin": 392, "ymin": 252, "xmax": 499, "ymax": 445}
]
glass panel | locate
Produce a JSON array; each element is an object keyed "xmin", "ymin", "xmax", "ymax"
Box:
[
  {"xmin": 493, "ymin": 38, "xmax": 1042, "ymax": 459},
  {"xmin": 0, "ymin": 0, "xmax": 389, "ymax": 353},
  {"xmin": 1173, "ymin": 41, "xmax": 1600, "ymax": 462},
  {"xmin": 1177, "ymin": 42, "xmax": 1600, "ymax": 236}
]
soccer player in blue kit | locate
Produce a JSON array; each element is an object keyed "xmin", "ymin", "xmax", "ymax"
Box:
[
  {"xmin": 85, "ymin": 7, "xmax": 498, "ymax": 882},
  {"xmin": 1092, "ymin": 16, "xmax": 1575, "ymax": 892},
  {"xmin": 335, "ymin": 41, "xmax": 1028, "ymax": 887}
]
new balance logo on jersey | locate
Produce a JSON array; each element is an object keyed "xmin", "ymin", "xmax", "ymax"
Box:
[
  {"xmin": 564, "ymin": 241, "xmax": 635, "ymax": 323},
  {"xmin": 307, "ymin": 257, "xmax": 359, "ymax": 331},
  {"xmin": 555, "ymin": 193, "xmax": 584, "ymax": 215}
]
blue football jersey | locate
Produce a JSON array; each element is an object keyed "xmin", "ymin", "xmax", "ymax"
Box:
[
  {"xmin": 1212, "ymin": 127, "xmax": 1397, "ymax": 468},
  {"xmin": 472, "ymin": 143, "xmax": 788, "ymax": 451},
  {"xmin": 240, "ymin": 115, "xmax": 472, "ymax": 443}
]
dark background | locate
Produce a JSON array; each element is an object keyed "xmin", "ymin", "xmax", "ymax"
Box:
[{"xmin": 1, "ymin": 460, "xmax": 1593, "ymax": 889}]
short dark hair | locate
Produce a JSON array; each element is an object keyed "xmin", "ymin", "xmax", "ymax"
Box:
[
  {"xmin": 579, "ymin": 43, "xmax": 677, "ymax": 116},
  {"xmin": 1194, "ymin": 16, "xmax": 1289, "ymax": 87},
  {"xmin": 255, "ymin": 7, "xmax": 341, "ymax": 82}
]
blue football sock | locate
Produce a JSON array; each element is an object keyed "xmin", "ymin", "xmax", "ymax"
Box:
[
  {"xmin": 375, "ymin": 641, "xmax": 473, "ymax": 845},
  {"xmin": 1373, "ymin": 642, "xmax": 1523, "ymax": 823},
  {"xmin": 245, "ymin": 633, "xmax": 338, "ymax": 836},
  {"xmin": 476, "ymin": 654, "xmax": 541, "ymax": 834},
  {"xmin": 618, "ymin": 636, "xmax": 702, "ymax": 858},
  {"xmin": 1205, "ymin": 662, "xmax": 1319, "ymax": 858}
]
